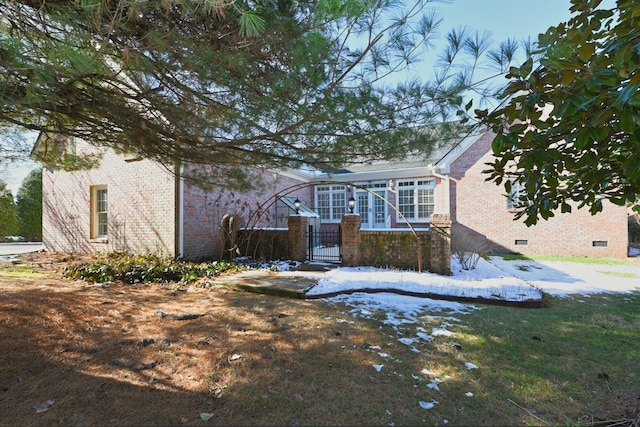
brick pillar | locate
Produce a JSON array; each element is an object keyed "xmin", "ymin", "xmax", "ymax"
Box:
[
  {"xmin": 430, "ymin": 213, "xmax": 452, "ymax": 276},
  {"xmin": 341, "ymin": 214, "xmax": 361, "ymax": 267},
  {"xmin": 288, "ymin": 215, "xmax": 308, "ymax": 262}
]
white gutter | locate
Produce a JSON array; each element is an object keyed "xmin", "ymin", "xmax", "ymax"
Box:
[{"xmin": 315, "ymin": 166, "xmax": 433, "ymax": 183}]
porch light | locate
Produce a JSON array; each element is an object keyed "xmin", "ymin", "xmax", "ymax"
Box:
[
  {"xmin": 293, "ymin": 198, "xmax": 301, "ymax": 214},
  {"xmin": 348, "ymin": 196, "xmax": 356, "ymax": 213}
]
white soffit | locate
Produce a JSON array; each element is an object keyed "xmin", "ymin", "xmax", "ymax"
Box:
[{"xmin": 313, "ymin": 166, "xmax": 434, "ymax": 182}]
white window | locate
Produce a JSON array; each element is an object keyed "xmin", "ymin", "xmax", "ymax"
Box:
[
  {"xmin": 315, "ymin": 185, "xmax": 346, "ymax": 222},
  {"xmin": 506, "ymin": 181, "xmax": 526, "ymax": 210},
  {"xmin": 91, "ymin": 185, "xmax": 108, "ymax": 239},
  {"xmin": 397, "ymin": 179, "xmax": 435, "ymax": 221},
  {"xmin": 354, "ymin": 182, "xmax": 388, "ymax": 229}
]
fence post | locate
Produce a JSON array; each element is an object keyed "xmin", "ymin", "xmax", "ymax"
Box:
[
  {"xmin": 341, "ymin": 214, "xmax": 361, "ymax": 266},
  {"xmin": 430, "ymin": 213, "xmax": 452, "ymax": 276},
  {"xmin": 288, "ymin": 215, "xmax": 308, "ymax": 262}
]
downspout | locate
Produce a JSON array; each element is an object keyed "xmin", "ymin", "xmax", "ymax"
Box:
[{"xmin": 175, "ymin": 162, "xmax": 184, "ymax": 259}]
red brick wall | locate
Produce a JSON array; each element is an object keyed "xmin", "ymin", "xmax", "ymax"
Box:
[
  {"xmin": 42, "ymin": 141, "xmax": 312, "ymax": 261},
  {"xmin": 356, "ymin": 230, "xmax": 432, "ymax": 270},
  {"xmin": 181, "ymin": 168, "xmax": 312, "ymax": 260},
  {"xmin": 42, "ymin": 140, "xmax": 177, "ymax": 257},
  {"xmin": 449, "ymin": 133, "xmax": 629, "ymax": 258}
]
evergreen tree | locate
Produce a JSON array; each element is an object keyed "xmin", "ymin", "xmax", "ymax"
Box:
[
  {"xmin": 1, "ymin": 0, "xmax": 522, "ymax": 189},
  {"xmin": 16, "ymin": 169, "xmax": 42, "ymax": 241},
  {"xmin": 0, "ymin": 180, "xmax": 18, "ymax": 238}
]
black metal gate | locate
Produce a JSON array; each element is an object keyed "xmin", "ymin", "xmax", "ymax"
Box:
[{"xmin": 307, "ymin": 225, "xmax": 342, "ymax": 263}]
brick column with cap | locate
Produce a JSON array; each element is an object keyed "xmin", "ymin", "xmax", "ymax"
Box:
[
  {"xmin": 341, "ymin": 214, "xmax": 361, "ymax": 266},
  {"xmin": 430, "ymin": 213, "xmax": 452, "ymax": 275},
  {"xmin": 288, "ymin": 215, "xmax": 308, "ymax": 261}
]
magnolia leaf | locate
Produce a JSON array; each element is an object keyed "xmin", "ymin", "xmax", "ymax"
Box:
[
  {"xmin": 520, "ymin": 57, "xmax": 533, "ymax": 76},
  {"xmin": 620, "ymin": 108, "xmax": 636, "ymax": 132},
  {"xmin": 578, "ymin": 42, "xmax": 595, "ymax": 62},
  {"xmin": 465, "ymin": 99, "xmax": 473, "ymax": 110},
  {"xmin": 615, "ymin": 82, "xmax": 640, "ymax": 107},
  {"xmin": 482, "ymin": 0, "xmax": 640, "ymax": 225}
]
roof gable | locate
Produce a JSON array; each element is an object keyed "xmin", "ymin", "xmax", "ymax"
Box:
[{"xmin": 310, "ymin": 125, "xmax": 490, "ymax": 180}]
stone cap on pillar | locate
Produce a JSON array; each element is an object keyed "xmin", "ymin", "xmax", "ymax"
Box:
[{"xmin": 430, "ymin": 213, "xmax": 452, "ymax": 226}]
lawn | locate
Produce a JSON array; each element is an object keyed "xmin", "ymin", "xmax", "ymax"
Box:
[{"xmin": 0, "ymin": 254, "xmax": 638, "ymax": 426}]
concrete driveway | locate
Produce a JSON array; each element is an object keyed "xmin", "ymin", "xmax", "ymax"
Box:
[{"xmin": 0, "ymin": 242, "xmax": 44, "ymax": 256}]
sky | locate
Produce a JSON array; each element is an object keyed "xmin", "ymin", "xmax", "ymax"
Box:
[
  {"xmin": 1, "ymin": 149, "xmax": 36, "ymax": 198},
  {"xmin": 433, "ymin": 0, "xmax": 573, "ymax": 43},
  {"xmin": 0, "ymin": 0, "xmax": 576, "ymax": 197}
]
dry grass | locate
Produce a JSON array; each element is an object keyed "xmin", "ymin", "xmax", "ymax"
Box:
[{"xmin": 0, "ymin": 254, "xmax": 412, "ymax": 426}]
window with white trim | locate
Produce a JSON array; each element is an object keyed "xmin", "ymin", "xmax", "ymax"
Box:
[
  {"xmin": 315, "ymin": 185, "xmax": 346, "ymax": 222},
  {"xmin": 506, "ymin": 181, "xmax": 526, "ymax": 210},
  {"xmin": 90, "ymin": 185, "xmax": 108, "ymax": 239},
  {"xmin": 397, "ymin": 179, "xmax": 435, "ymax": 221}
]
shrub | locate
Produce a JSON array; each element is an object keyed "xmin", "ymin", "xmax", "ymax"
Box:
[
  {"xmin": 451, "ymin": 228, "xmax": 492, "ymax": 270},
  {"xmin": 64, "ymin": 252, "xmax": 240, "ymax": 285}
]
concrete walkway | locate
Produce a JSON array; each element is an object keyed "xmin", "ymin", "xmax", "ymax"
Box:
[{"xmin": 215, "ymin": 270, "xmax": 318, "ymax": 298}]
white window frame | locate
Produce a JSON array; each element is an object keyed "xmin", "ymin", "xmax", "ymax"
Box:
[
  {"xmin": 90, "ymin": 185, "xmax": 108, "ymax": 239},
  {"xmin": 354, "ymin": 182, "xmax": 388, "ymax": 229},
  {"xmin": 315, "ymin": 185, "xmax": 346, "ymax": 222},
  {"xmin": 506, "ymin": 181, "xmax": 526, "ymax": 211},
  {"xmin": 396, "ymin": 179, "xmax": 436, "ymax": 222}
]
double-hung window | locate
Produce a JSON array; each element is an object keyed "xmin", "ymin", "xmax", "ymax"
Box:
[
  {"xmin": 90, "ymin": 185, "xmax": 108, "ymax": 239},
  {"xmin": 315, "ymin": 185, "xmax": 346, "ymax": 222},
  {"xmin": 397, "ymin": 179, "xmax": 435, "ymax": 221},
  {"xmin": 506, "ymin": 181, "xmax": 526, "ymax": 211}
]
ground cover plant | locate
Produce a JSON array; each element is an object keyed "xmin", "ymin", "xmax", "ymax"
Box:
[
  {"xmin": 0, "ymin": 252, "xmax": 638, "ymax": 426},
  {"xmin": 63, "ymin": 252, "xmax": 242, "ymax": 286}
]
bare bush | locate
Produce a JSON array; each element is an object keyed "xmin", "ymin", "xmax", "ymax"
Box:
[{"xmin": 451, "ymin": 228, "xmax": 492, "ymax": 270}]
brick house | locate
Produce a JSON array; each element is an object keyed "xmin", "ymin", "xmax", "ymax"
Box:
[
  {"xmin": 35, "ymin": 125, "xmax": 629, "ymax": 261},
  {"xmin": 34, "ymin": 135, "xmax": 311, "ymax": 260},
  {"xmin": 306, "ymin": 129, "xmax": 629, "ymax": 258}
]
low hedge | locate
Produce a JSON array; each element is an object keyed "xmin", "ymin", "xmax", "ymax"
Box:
[{"xmin": 64, "ymin": 252, "xmax": 240, "ymax": 285}]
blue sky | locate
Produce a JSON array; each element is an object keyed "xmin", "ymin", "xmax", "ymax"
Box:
[
  {"xmin": 0, "ymin": 0, "xmax": 576, "ymax": 196},
  {"xmin": 434, "ymin": 0, "xmax": 573, "ymax": 43}
]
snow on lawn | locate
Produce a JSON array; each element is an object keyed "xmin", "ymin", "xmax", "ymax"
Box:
[
  {"xmin": 301, "ymin": 255, "xmax": 640, "ymax": 347},
  {"xmin": 303, "ymin": 255, "xmax": 640, "ymax": 417},
  {"xmin": 306, "ymin": 255, "xmax": 640, "ymax": 303},
  {"xmin": 486, "ymin": 256, "xmax": 640, "ymax": 296},
  {"xmin": 307, "ymin": 256, "xmax": 544, "ymax": 302}
]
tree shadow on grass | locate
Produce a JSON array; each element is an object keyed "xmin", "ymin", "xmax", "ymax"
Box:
[{"xmin": 0, "ymin": 277, "xmax": 439, "ymax": 426}]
